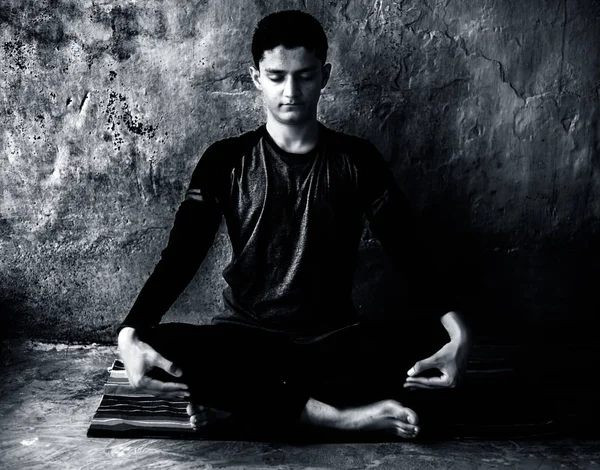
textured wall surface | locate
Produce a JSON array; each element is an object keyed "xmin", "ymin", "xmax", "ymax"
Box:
[{"xmin": 1, "ymin": 0, "xmax": 599, "ymax": 343}]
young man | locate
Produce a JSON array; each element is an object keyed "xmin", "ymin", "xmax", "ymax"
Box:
[{"xmin": 118, "ymin": 10, "xmax": 470, "ymax": 440}]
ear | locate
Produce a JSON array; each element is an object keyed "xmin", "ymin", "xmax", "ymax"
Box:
[
  {"xmin": 249, "ymin": 65, "xmax": 262, "ymax": 91},
  {"xmin": 321, "ymin": 63, "xmax": 332, "ymax": 89}
]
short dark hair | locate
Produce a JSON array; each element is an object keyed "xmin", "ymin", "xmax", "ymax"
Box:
[{"xmin": 251, "ymin": 10, "xmax": 328, "ymax": 68}]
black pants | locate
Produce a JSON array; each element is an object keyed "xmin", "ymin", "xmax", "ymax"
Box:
[{"xmin": 140, "ymin": 321, "xmax": 455, "ymax": 435}]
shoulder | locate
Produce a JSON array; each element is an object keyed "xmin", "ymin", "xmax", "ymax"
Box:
[
  {"xmin": 321, "ymin": 125, "xmax": 380, "ymax": 157},
  {"xmin": 321, "ymin": 125, "xmax": 388, "ymax": 176},
  {"xmin": 321, "ymin": 125, "xmax": 398, "ymax": 200},
  {"xmin": 189, "ymin": 126, "xmax": 264, "ymax": 192},
  {"xmin": 198, "ymin": 126, "xmax": 264, "ymax": 169}
]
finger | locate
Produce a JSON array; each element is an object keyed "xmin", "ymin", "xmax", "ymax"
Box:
[
  {"xmin": 152, "ymin": 353, "xmax": 184, "ymax": 378},
  {"xmin": 137, "ymin": 386, "xmax": 190, "ymax": 400},
  {"xmin": 403, "ymin": 382, "xmax": 439, "ymax": 390},
  {"xmin": 158, "ymin": 391, "xmax": 192, "ymax": 400},
  {"xmin": 142, "ymin": 377, "xmax": 189, "ymax": 391},
  {"xmin": 142, "ymin": 377, "xmax": 190, "ymax": 394},
  {"xmin": 407, "ymin": 355, "xmax": 439, "ymax": 377},
  {"xmin": 405, "ymin": 375, "xmax": 449, "ymax": 387}
]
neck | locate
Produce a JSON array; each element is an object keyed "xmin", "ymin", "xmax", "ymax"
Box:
[{"xmin": 265, "ymin": 117, "xmax": 319, "ymax": 154}]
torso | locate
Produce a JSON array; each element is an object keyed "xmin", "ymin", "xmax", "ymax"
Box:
[{"xmin": 206, "ymin": 124, "xmax": 380, "ymax": 342}]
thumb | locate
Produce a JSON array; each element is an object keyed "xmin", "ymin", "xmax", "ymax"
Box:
[
  {"xmin": 407, "ymin": 354, "xmax": 438, "ymax": 377},
  {"xmin": 152, "ymin": 352, "xmax": 183, "ymax": 378}
]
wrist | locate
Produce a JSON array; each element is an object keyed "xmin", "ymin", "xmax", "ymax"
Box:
[
  {"xmin": 450, "ymin": 331, "xmax": 470, "ymax": 348},
  {"xmin": 440, "ymin": 311, "xmax": 470, "ymax": 344},
  {"xmin": 118, "ymin": 326, "xmax": 138, "ymax": 347}
]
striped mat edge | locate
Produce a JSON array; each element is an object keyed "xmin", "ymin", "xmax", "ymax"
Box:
[{"xmin": 87, "ymin": 359, "xmax": 201, "ymax": 439}]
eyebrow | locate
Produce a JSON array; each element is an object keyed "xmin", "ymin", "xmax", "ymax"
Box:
[{"xmin": 263, "ymin": 66, "xmax": 318, "ymax": 74}]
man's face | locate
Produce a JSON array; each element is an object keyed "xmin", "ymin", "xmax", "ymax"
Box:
[{"xmin": 250, "ymin": 46, "xmax": 331, "ymax": 126}]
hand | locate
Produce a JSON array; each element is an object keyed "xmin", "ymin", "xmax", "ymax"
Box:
[
  {"xmin": 118, "ymin": 327, "xmax": 190, "ymax": 399},
  {"xmin": 404, "ymin": 311, "xmax": 471, "ymax": 390},
  {"xmin": 403, "ymin": 339, "xmax": 469, "ymax": 389}
]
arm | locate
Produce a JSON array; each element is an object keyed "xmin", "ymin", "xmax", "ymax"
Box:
[
  {"xmin": 362, "ymin": 147, "xmax": 448, "ymax": 321},
  {"xmin": 118, "ymin": 147, "xmax": 223, "ymax": 396},
  {"xmin": 119, "ymin": 193, "xmax": 222, "ymax": 330},
  {"xmin": 361, "ymin": 144, "xmax": 470, "ymax": 388}
]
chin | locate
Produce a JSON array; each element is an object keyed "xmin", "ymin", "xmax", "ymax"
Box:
[{"xmin": 275, "ymin": 112, "xmax": 311, "ymax": 125}]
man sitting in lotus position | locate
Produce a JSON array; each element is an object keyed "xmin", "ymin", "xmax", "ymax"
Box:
[{"xmin": 117, "ymin": 10, "xmax": 470, "ymax": 440}]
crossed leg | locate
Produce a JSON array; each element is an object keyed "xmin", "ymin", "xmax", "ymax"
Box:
[{"xmin": 141, "ymin": 322, "xmax": 449, "ymax": 440}]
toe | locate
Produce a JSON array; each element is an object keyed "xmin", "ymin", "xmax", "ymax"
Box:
[
  {"xmin": 186, "ymin": 403, "xmax": 205, "ymax": 417},
  {"xmin": 393, "ymin": 420, "xmax": 418, "ymax": 437},
  {"xmin": 382, "ymin": 400, "xmax": 419, "ymax": 426},
  {"xmin": 190, "ymin": 414, "xmax": 208, "ymax": 428},
  {"xmin": 390, "ymin": 423, "xmax": 417, "ymax": 439},
  {"xmin": 401, "ymin": 407, "xmax": 419, "ymax": 426},
  {"xmin": 392, "ymin": 405, "xmax": 420, "ymax": 438}
]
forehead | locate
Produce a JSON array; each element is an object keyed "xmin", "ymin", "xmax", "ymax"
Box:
[{"xmin": 259, "ymin": 45, "xmax": 321, "ymax": 71}]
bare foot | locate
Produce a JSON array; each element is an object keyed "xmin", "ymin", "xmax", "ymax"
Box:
[
  {"xmin": 301, "ymin": 398, "xmax": 420, "ymax": 439},
  {"xmin": 186, "ymin": 403, "xmax": 231, "ymax": 431},
  {"xmin": 340, "ymin": 399, "xmax": 420, "ymax": 439}
]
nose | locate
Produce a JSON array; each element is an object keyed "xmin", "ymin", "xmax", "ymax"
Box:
[{"xmin": 283, "ymin": 76, "xmax": 300, "ymax": 99}]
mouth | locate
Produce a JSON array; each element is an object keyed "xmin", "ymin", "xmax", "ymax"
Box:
[{"xmin": 281, "ymin": 103, "xmax": 303, "ymax": 107}]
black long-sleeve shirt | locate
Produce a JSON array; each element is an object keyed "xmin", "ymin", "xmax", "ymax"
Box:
[{"xmin": 121, "ymin": 124, "xmax": 448, "ymax": 342}]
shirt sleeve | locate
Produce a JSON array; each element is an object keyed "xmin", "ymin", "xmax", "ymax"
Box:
[
  {"xmin": 359, "ymin": 142, "xmax": 451, "ymax": 320},
  {"xmin": 119, "ymin": 143, "xmax": 224, "ymax": 331}
]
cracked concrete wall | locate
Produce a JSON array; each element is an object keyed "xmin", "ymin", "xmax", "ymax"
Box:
[{"xmin": 1, "ymin": 0, "xmax": 599, "ymax": 344}]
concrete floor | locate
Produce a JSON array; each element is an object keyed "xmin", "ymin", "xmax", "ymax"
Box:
[{"xmin": 1, "ymin": 341, "xmax": 599, "ymax": 470}]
